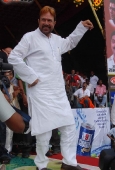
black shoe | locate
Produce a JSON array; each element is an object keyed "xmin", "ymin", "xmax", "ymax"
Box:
[
  {"xmin": 61, "ymin": 163, "xmax": 83, "ymax": 170},
  {"xmin": 46, "ymin": 151, "xmax": 53, "ymax": 156},
  {"xmin": 0, "ymin": 154, "xmax": 11, "ymax": 164},
  {"xmin": 22, "ymin": 153, "xmax": 30, "ymax": 158}
]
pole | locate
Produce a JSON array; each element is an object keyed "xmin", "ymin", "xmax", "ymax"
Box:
[{"xmin": 88, "ymin": 0, "xmax": 104, "ymax": 36}]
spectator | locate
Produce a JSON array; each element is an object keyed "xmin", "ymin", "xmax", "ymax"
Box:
[
  {"xmin": 67, "ymin": 70, "xmax": 80, "ymax": 92},
  {"xmin": 2, "ymin": 47, "xmax": 12, "ymax": 57},
  {"xmin": 90, "ymin": 71, "xmax": 99, "ymax": 91},
  {"xmin": 94, "ymin": 79, "xmax": 107, "ymax": 107},
  {"xmin": 80, "ymin": 73, "xmax": 87, "ymax": 87},
  {"xmin": 107, "ymin": 127, "xmax": 115, "ymax": 150},
  {"xmin": 74, "ymin": 82, "xmax": 94, "ymax": 108},
  {"xmin": 86, "ymin": 79, "xmax": 94, "ymax": 102}
]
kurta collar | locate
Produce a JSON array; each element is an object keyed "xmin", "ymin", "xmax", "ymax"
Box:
[{"xmin": 36, "ymin": 27, "xmax": 52, "ymax": 38}]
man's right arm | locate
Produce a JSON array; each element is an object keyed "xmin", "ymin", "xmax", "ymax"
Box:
[{"xmin": 0, "ymin": 90, "xmax": 25, "ymax": 133}]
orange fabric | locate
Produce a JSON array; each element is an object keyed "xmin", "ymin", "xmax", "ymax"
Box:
[{"xmin": 79, "ymin": 97, "xmax": 95, "ymax": 108}]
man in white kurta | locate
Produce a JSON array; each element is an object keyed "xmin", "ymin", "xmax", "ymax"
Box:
[{"xmin": 8, "ymin": 6, "xmax": 94, "ymax": 170}]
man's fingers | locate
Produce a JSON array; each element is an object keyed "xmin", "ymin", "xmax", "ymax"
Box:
[
  {"xmin": 82, "ymin": 20, "xmax": 94, "ymax": 30},
  {"xmin": 28, "ymin": 79, "xmax": 39, "ymax": 88}
]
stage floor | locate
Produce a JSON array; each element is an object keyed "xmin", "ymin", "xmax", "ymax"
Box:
[{"xmin": 0, "ymin": 154, "xmax": 100, "ymax": 170}]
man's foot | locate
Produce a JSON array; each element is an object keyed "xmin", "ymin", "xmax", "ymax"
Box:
[
  {"xmin": 61, "ymin": 163, "xmax": 83, "ymax": 170},
  {"xmin": 46, "ymin": 151, "xmax": 53, "ymax": 156}
]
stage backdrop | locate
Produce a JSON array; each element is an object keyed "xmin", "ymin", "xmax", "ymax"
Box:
[
  {"xmin": 72, "ymin": 108, "xmax": 111, "ymax": 157},
  {"xmin": 104, "ymin": 1, "xmax": 115, "ymax": 104}
]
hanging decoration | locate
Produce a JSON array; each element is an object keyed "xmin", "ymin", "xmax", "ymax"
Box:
[
  {"xmin": 73, "ymin": 0, "xmax": 84, "ymax": 7},
  {"xmin": 91, "ymin": 0, "xmax": 103, "ymax": 10}
]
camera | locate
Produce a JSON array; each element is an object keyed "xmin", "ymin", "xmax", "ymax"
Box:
[{"xmin": 0, "ymin": 58, "xmax": 13, "ymax": 90}]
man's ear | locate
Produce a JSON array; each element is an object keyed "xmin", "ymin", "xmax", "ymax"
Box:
[{"xmin": 54, "ymin": 21, "xmax": 56, "ymax": 26}]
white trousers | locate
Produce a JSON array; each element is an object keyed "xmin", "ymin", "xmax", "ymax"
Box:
[{"xmin": 34, "ymin": 124, "xmax": 77, "ymax": 170}]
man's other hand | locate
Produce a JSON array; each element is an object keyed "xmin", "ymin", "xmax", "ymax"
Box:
[
  {"xmin": 82, "ymin": 20, "xmax": 94, "ymax": 30},
  {"xmin": 28, "ymin": 79, "xmax": 39, "ymax": 88}
]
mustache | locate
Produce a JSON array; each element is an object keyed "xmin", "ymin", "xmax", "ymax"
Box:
[{"xmin": 42, "ymin": 25, "xmax": 50, "ymax": 28}]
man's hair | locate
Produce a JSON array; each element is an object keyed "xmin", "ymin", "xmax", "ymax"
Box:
[
  {"xmin": 111, "ymin": 31, "xmax": 115, "ymax": 39},
  {"xmin": 39, "ymin": 6, "xmax": 56, "ymax": 21},
  {"xmin": 110, "ymin": 0, "xmax": 115, "ymax": 3}
]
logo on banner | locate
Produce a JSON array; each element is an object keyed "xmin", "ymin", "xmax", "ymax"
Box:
[
  {"xmin": 110, "ymin": 77, "xmax": 115, "ymax": 84},
  {"xmin": 82, "ymin": 132, "xmax": 92, "ymax": 141}
]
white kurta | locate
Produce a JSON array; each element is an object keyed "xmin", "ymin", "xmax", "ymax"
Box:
[{"xmin": 8, "ymin": 22, "xmax": 88, "ymax": 136}]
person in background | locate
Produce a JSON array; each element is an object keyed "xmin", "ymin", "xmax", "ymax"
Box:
[
  {"xmin": 86, "ymin": 79, "xmax": 94, "ymax": 102},
  {"xmin": 94, "ymin": 79, "xmax": 107, "ymax": 107},
  {"xmin": 74, "ymin": 82, "xmax": 94, "ymax": 108},
  {"xmin": 107, "ymin": 127, "xmax": 115, "ymax": 150},
  {"xmin": 90, "ymin": 71, "xmax": 99, "ymax": 91}
]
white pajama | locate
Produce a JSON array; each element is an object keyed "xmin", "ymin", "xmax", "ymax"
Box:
[{"xmin": 34, "ymin": 124, "xmax": 77, "ymax": 169}]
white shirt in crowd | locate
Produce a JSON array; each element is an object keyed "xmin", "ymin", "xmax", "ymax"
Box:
[
  {"xmin": 107, "ymin": 127, "xmax": 115, "ymax": 138},
  {"xmin": 86, "ymin": 83, "xmax": 94, "ymax": 94},
  {"xmin": 90, "ymin": 75, "xmax": 99, "ymax": 88},
  {"xmin": 74, "ymin": 88, "xmax": 90, "ymax": 99}
]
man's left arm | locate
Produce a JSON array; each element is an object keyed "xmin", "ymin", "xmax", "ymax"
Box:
[{"xmin": 59, "ymin": 20, "xmax": 94, "ymax": 54}]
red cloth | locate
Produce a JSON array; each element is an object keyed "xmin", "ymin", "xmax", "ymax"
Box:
[
  {"xmin": 67, "ymin": 74, "xmax": 80, "ymax": 86},
  {"xmin": 80, "ymin": 97, "xmax": 95, "ymax": 108}
]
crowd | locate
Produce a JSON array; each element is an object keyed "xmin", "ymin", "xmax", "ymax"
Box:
[{"xmin": 63, "ymin": 69, "xmax": 107, "ymax": 108}]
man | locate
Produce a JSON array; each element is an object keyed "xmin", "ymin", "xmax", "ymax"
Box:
[
  {"xmin": 94, "ymin": 79, "xmax": 107, "ymax": 107},
  {"xmin": 107, "ymin": 127, "xmax": 115, "ymax": 150},
  {"xmin": 67, "ymin": 69, "xmax": 80, "ymax": 92},
  {"xmin": 74, "ymin": 82, "xmax": 94, "ymax": 108},
  {"xmin": 108, "ymin": 31, "xmax": 115, "ymax": 74},
  {"xmin": 109, "ymin": 0, "xmax": 115, "ymax": 27},
  {"xmin": 86, "ymin": 79, "xmax": 94, "ymax": 102},
  {"xmin": 2, "ymin": 47, "xmax": 12, "ymax": 56},
  {"xmin": 90, "ymin": 71, "xmax": 99, "ymax": 91},
  {"xmin": 8, "ymin": 6, "xmax": 94, "ymax": 170}
]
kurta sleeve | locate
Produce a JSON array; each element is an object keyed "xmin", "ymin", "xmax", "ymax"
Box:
[
  {"xmin": 8, "ymin": 34, "xmax": 38, "ymax": 84},
  {"xmin": 59, "ymin": 22, "xmax": 88, "ymax": 54}
]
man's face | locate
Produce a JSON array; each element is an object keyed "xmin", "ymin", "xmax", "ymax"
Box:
[
  {"xmin": 38, "ymin": 12, "xmax": 56, "ymax": 37},
  {"xmin": 3, "ymin": 48, "xmax": 12, "ymax": 56},
  {"xmin": 90, "ymin": 71, "xmax": 94, "ymax": 76},
  {"xmin": 111, "ymin": 35, "xmax": 115, "ymax": 55},
  {"xmin": 99, "ymin": 80, "xmax": 102, "ymax": 86},
  {"xmin": 71, "ymin": 70, "xmax": 75, "ymax": 75},
  {"xmin": 83, "ymin": 83, "xmax": 87, "ymax": 89},
  {"xmin": 109, "ymin": 3, "xmax": 115, "ymax": 20}
]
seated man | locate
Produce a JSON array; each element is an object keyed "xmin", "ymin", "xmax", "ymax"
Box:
[
  {"xmin": 94, "ymin": 79, "xmax": 107, "ymax": 107},
  {"xmin": 86, "ymin": 79, "xmax": 94, "ymax": 102},
  {"xmin": 74, "ymin": 82, "xmax": 94, "ymax": 108}
]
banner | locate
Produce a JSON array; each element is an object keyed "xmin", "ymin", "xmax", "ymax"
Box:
[
  {"xmin": 72, "ymin": 108, "xmax": 111, "ymax": 157},
  {"xmin": 104, "ymin": 1, "xmax": 115, "ymax": 104}
]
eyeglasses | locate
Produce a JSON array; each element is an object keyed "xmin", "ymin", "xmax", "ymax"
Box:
[{"xmin": 109, "ymin": 7, "xmax": 115, "ymax": 12}]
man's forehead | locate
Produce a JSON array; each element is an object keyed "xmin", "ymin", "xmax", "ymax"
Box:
[{"xmin": 110, "ymin": 2, "xmax": 115, "ymax": 7}]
